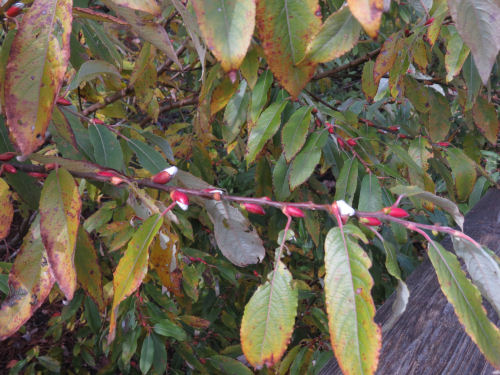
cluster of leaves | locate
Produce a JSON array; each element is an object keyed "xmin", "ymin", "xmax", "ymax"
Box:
[{"xmin": 0, "ymin": 0, "xmax": 499, "ymax": 374}]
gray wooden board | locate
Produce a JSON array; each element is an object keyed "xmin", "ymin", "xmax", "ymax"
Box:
[{"xmin": 319, "ymin": 188, "xmax": 500, "ymax": 375}]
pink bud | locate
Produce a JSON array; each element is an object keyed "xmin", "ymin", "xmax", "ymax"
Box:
[
  {"xmin": 383, "ymin": 207, "xmax": 409, "ymax": 218},
  {"xmin": 359, "ymin": 217, "xmax": 382, "ymax": 226},
  {"xmin": 152, "ymin": 166, "xmax": 178, "ymax": 184},
  {"xmin": 282, "ymin": 206, "xmax": 305, "ymax": 218},
  {"xmin": 243, "ymin": 203, "xmax": 265, "ymax": 215},
  {"xmin": 171, "ymin": 190, "xmax": 189, "ymax": 210}
]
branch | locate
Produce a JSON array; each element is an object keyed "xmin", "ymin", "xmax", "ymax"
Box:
[
  {"xmin": 139, "ymin": 95, "xmax": 199, "ymax": 126},
  {"xmin": 312, "ymin": 48, "xmax": 381, "ymax": 81}
]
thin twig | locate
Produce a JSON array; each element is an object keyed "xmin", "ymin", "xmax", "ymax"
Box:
[{"xmin": 313, "ymin": 48, "xmax": 381, "ymax": 80}]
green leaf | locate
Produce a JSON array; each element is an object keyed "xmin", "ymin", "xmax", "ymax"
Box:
[
  {"xmin": 127, "ymin": 138, "xmax": 168, "ymax": 174},
  {"xmin": 241, "ymin": 261, "xmax": 298, "ymax": 368},
  {"xmin": 0, "ymin": 216, "xmax": 55, "ymax": 340},
  {"xmin": 289, "ymin": 131, "xmax": 327, "ymax": 189},
  {"xmin": 39, "ymin": 168, "xmax": 82, "ymax": 300},
  {"xmin": 446, "ymin": 148, "xmax": 476, "ymax": 201},
  {"xmin": 80, "ymin": 19, "xmax": 122, "ymax": 69},
  {"xmin": 391, "ymin": 185, "xmax": 464, "ymax": 230},
  {"xmin": 472, "ymin": 96, "xmax": 499, "ymax": 146},
  {"xmin": 281, "ymin": 106, "xmax": 312, "ymax": 161},
  {"xmin": 358, "ymin": 174, "xmax": 382, "ymax": 212},
  {"xmin": 89, "ymin": 124, "xmax": 124, "ymax": 170},
  {"xmin": 192, "ymin": 0, "xmax": 255, "ymax": 72},
  {"xmin": 223, "ymin": 80, "xmax": 250, "ymax": 143},
  {"xmin": 403, "ymin": 76, "xmax": 431, "ymax": 113},
  {"xmin": 273, "ymin": 154, "xmax": 291, "ymax": 201},
  {"xmin": 428, "ymin": 241, "xmax": 500, "ymax": 368},
  {"xmin": 151, "ymin": 333, "xmax": 168, "ymax": 374},
  {"xmin": 445, "ymin": 29, "xmax": 470, "ymax": 82},
  {"xmin": 246, "ymin": 100, "xmax": 287, "ymax": 164},
  {"xmin": 108, "ymin": 214, "xmax": 163, "ymax": 343},
  {"xmin": 4, "ymin": 0, "xmax": 72, "ymax": 155},
  {"xmin": 324, "ymin": 226, "xmax": 381, "ymax": 375},
  {"xmin": 141, "ymin": 132, "xmax": 174, "ymax": 162},
  {"xmin": 69, "ymin": 60, "xmax": 122, "ymax": 90},
  {"xmin": 249, "ymin": 70, "xmax": 273, "ymax": 124},
  {"xmin": 153, "ymin": 319, "xmax": 187, "ymax": 341},
  {"xmin": 103, "ymin": 0, "xmax": 181, "ymax": 68},
  {"xmin": 452, "ymin": 238, "xmax": 500, "ymax": 317},
  {"xmin": 303, "ymin": 5, "xmax": 361, "ymax": 64},
  {"xmin": 207, "ymin": 355, "xmax": 253, "ymax": 375},
  {"xmin": 362, "ymin": 60, "xmax": 377, "ymax": 102},
  {"xmin": 425, "ymin": 92, "xmax": 451, "ymax": 142},
  {"xmin": 140, "ymin": 334, "xmax": 155, "ymax": 374},
  {"xmin": 240, "ymin": 47, "xmax": 259, "ymax": 89},
  {"xmin": 255, "ymin": 0, "xmax": 321, "ymax": 98},
  {"xmin": 448, "ymin": 0, "xmax": 500, "ymax": 84},
  {"xmin": 334, "ymin": 158, "xmax": 359, "ymax": 205},
  {"xmin": 347, "ymin": 0, "xmax": 384, "ymax": 38}
]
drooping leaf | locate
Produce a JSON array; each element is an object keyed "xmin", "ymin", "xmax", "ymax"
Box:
[
  {"xmin": 128, "ymin": 138, "xmax": 169, "ymax": 174},
  {"xmin": 289, "ymin": 131, "xmax": 327, "ymax": 190},
  {"xmin": 0, "ymin": 178, "xmax": 13, "ymax": 240},
  {"xmin": 303, "ymin": 5, "xmax": 361, "ymax": 64},
  {"xmin": 358, "ymin": 174, "xmax": 382, "ymax": 212},
  {"xmin": 334, "ymin": 158, "xmax": 359, "ymax": 205},
  {"xmin": 445, "ymin": 29, "xmax": 470, "ymax": 83},
  {"xmin": 205, "ymin": 200, "xmax": 265, "ymax": 266},
  {"xmin": 472, "ymin": 96, "xmax": 499, "ymax": 146},
  {"xmin": 223, "ymin": 80, "xmax": 250, "ymax": 143},
  {"xmin": 427, "ymin": 0, "xmax": 448, "ymax": 46},
  {"xmin": 446, "ymin": 148, "xmax": 476, "ymax": 201},
  {"xmin": 140, "ymin": 334, "xmax": 155, "ymax": 375},
  {"xmin": 452, "ymin": 238, "xmax": 500, "ymax": 317},
  {"xmin": 0, "ymin": 216, "xmax": 55, "ymax": 340},
  {"xmin": 428, "ymin": 241, "xmax": 500, "ymax": 368},
  {"xmin": 39, "ymin": 168, "xmax": 82, "ymax": 301},
  {"xmin": 347, "ymin": 0, "xmax": 384, "ymax": 38},
  {"xmin": 281, "ymin": 106, "xmax": 312, "ymax": 162},
  {"xmin": 192, "ymin": 0, "xmax": 255, "ymax": 72},
  {"xmin": 246, "ymin": 100, "xmax": 287, "ymax": 164},
  {"xmin": 390, "ymin": 185, "xmax": 464, "ymax": 230},
  {"xmin": 373, "ymin": 33, "xmax": 401, "ymax": 86},
  {"xmin": 103, "ymin": 0, "xmax": 181, "ymax": 68},
  {"xmin": 240, "ymin": 47, "xmax": 259, "ymax": 89},
  {"xmin": 249, "ymin": 70, "xmax": 273, "ymax": 125},
  {"xmin": 241, "ymin": 261, "xmax": 298, "ymax": 368},
  {"xmin": 324, "ymin": 225, "xmax": 381, "ymax": 375},
  {"xmin": 150, "ymin": 229, "xmax": 183, "ymax": 297},
  {"xmin": 448, "ymin": 0, "xmax": 500, "ymax": 84},
  {"xmin": 75, "ymin": 227, "xmax": 105, "ymax": 312},
  {"xmin": 79, "ymin": 19, "xmax": 123, "ymax": 69},
  {"xmin": 4, "ymin": 0, "xmax": 72, "ymax": 155},
  {"xmin": 51, "ymin": 106, "xmax": 80, "ymax": 154},
  {"xmin": 69, "ymin": 60, "xmax": 122, "ymax": 90},
  {"xmin": 362, "ymin": 60, "xmax": 377, "ymax": 102},
  {"xmin": 255, "ymin": 0, "xmax": 321, "ymax": 98},
  {"xmin": 108, "ymin": 214, "xmax": 163, "ymax": 343},
  {"xmin": 89, "ymin": 124, "xmax": 124, "ymax": 171}
]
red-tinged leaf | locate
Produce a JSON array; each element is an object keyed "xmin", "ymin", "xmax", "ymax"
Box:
[
  {"xmin": 361, "ymin": 60, "xmax": 377, "ymax": 102},
  {"xmin": 4, "ymin": 0, "xmax": 72, "ymax": 155},
  {"xmin": 448, "ymin": 0, "xmax": 500, "ymax": 84},
  {"xmin": 324, "ymin": 225, "xmax": 381, "ymax": 375},
  {"xmin": 108, "ymin": 214, "xmax": 163, "ymax": 343},
  {"xmin": 0, "ymin": 216, "xmax": 55, "ymax": 340},
  {"xmin": 0, "ymin": 178, "xmax": 13, "ymax": 240},
  {"xmin": 426, "ymin": 0, "xmax": 448, "ymax": 46},
  {"xmin": 373, "ymin": 33, "xmax": 401, "ymax": 86},
  {"xmin": 192, "ymin": 0, "xmax": 256, "ymax": 72},
  {"xmin": 39, "ymin": 168, "xmax": 82, "ymax": 300},
  {"xmin": 428, "ymin": 241, "xmax": 500, "ymax": 368},
  {"xmin": 472, "ymin": 96, "xmax": 499, "ymax": 146},
  {"xmin": 103, "ymin": 0, "xmax": 181, "ymax": 68},
  {"xmin": 51, "ymin": 106, "xmax": 80, "ymax": 152},
  {"xmin": 347, "ymin": 0, "xmax": 384, "ymax": 38},
  {"xmin": 73, "ymin": 6, "xmax": 129, "ymax": 25},
  {"xmin": 303, "ymin": 5, "xmax": 361, "ymax": 64},
  {"xmin": 240, "ymin": 261, "xmax": 298, "ymax": 368},
  {"xmin": 75, "ymin": 227, "xmax": 105, "ymax": 312},
  {"xmin": 256, "ymin": 0, "xmax": 321, "ymax": 98}
]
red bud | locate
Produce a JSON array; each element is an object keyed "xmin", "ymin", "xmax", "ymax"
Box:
[
  {"xmin": 0, "ymin": 152, "xmax": 16, "ymax": 161},
  {"xmin": 252, "ymin": 270, "xmax": 260, "ymax": 277},
  {"xmin": 97, "ymin": 171, "xmax": 116, "ymax": 177},
  {"xmin": 377, "ymin": 129, "xmax": 387, "ymax": 134},
  {"xmin": 383, "ymin": 207, "xmax": 409, "ymax": 218},
  {"xmin": 6, "ymin": 3, "xmax": 24, "ymax": 17},
  {"xmin": 171, "ymin": 190, "xmax": 189, "ymax": 210},
  {"xmin": 282, "ymin": 206, "xmax": 305, "ymax": 218},
  {"xmin": 424, "ymin": 17, "xmax": 435, "ymax": 26},
  {"xmin": 347, "ymin": 138, "xmax": 357, "ymax": 147},
  {"xmin": 28, "ymin": 172, "xmax": 47, "ymax": 178},
  {"xmin": 2, "ymin": 164, "xmax": 17, "ymax": 174},
  {"xmin": 45, "ymin": 163, "xmax": 57, "ymax": 171},
  {"xmin": 359, "ymin": 217, "xmax": 382, "ymax": 226},
  {"xmin": 315, "ymin": 118, "xmax": 322, "ymax": 128},
  {"xmin": 110, "ymin": 176, "xmax": 124, "ymax": 185},
  {"xmin": 243, "ymin": 203, "xmax": 265, "ymax": 215},
  {"xmin": 398, "ymin": 134, "xmax": 408, "ymax": 139},
  {"xmin": 56, "ymin": 97, "xmax": 71, "ymax": 106},
  {"xmin": 337, "ymin": 138, "xmax": 345, "ymax": 148},
  {"xmin": 92, "ymin": 118, "xmax": 105, "ymax": 125},
  {"xmin": 436, "ymin": 142, "xmax": 450, "ymax": 147},
  {"xmin": 311, "ymin": 108, "xmax": 318, "ymax": 114},
  {"xmin": 388, "ymin": 126, "xmax": 400, "ymax": 132},
  {"xmin": 152, "ymin": 171, "xmax": 171, "ymax": 184}
]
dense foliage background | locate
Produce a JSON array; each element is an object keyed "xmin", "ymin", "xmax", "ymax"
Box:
[{"xmin": 0, "ymin": 0, "xmax": 499, "ymax": 374}]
